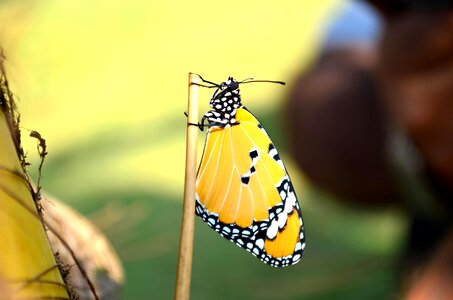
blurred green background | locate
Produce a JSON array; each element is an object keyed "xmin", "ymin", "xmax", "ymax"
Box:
[{"xmin": 1, "ymin": 0, "xmax": 407, "ymax": 299}]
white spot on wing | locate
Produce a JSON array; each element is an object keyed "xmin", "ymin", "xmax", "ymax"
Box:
[
  {"xmin": 280, "ymin": 190, "xmax": 286, "ymax": 200},
  {"xmin": 256, "ymin": 239, "xmax": 264, "ymax": 249},
  {"xmin": 266, "ymin": 220, "xmax": 278, "ymax": 239},
  {"xmin": 295, "ymin": 242, "xmax": 302, "ymax": 251},
  {"xmin": 277, "ymin": 212, "xmax": 287, "ymax": 229},
  {"xmin": 269, "ymin": 148, "xmax": 278, "ymax": 158},
  {"xmin": 285, "ymin": 192, "xmax": 296, "ymax": 213}
]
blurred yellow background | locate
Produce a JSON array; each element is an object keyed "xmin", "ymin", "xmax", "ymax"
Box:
[
  {"xmin": 1, "ymin": 1, "xmax": 406, "ymax": 299},
  {"xmin": 2, "ymin": 0, "xmax": 336, "ymax": 199}
]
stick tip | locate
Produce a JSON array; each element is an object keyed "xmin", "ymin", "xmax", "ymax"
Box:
[
  {"xmin": 188, "ymin": 73, "xmax": 200, "ymax": 85},
  {"xmin": 188, "ymin": 72, "xmax": 201, "ymax": 78}
]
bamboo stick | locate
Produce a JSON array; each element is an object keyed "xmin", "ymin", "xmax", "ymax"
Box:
[{"xmin": 174, "ymin": 73, "xmax": 199, "ymax": 300}]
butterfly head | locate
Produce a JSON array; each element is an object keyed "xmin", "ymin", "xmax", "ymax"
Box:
[{"xmin": 209, "ymin": 77, "xmax": 242, "ymax": 113}]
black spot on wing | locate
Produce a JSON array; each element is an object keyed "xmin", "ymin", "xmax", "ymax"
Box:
[
  {"xmin": 249, "ymin": 149, "xmax": 259, "ymax": 159},
  {"xmin": 241, "ymin": 175, "xmax": 250, "ymax": 185},
  {"xmin": 250, "ymin": 166, "xmax": 256, "ymax": 174}
]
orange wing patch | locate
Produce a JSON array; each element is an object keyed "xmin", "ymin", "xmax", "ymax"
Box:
[
  {"xmin": 264, "ymin": 208, "xmax": 301, "ymax": 258},
  {"xmin": 197, "ymin": 110, "xmax": 285, "ymax": 227}
]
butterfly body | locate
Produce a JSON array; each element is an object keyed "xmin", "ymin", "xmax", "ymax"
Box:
[{"xmin": 195, "ymin": 76, "xmax": 305, "ymax": 267}]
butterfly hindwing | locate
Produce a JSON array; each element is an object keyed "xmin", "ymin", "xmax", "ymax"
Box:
[{"xmin": 196, "ymin": 105, "xmax": 305, "ymax": 267}]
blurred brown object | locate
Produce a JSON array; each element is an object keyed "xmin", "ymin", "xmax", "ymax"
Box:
[
  {"xmin": 367, "ymin": 0, "xmax": 453, "ymax": 18},
  {"xmin": 286, "ymin": 47, "xmax": 400, "ymax": 206},
  {"xmin": 404, "ymin": 227, "xmax": 453, "ymax": 300},
  {"xmin": 288, "ymin": 1, "xmax": 453, "ymax": 297},
  {"xmin": 43, "ymin": 195, "xmax": 124, "ymax": 300},
  {"xmin": 377, "ymin": 10, "xmax": 453, "ymax": 293},
  {"xmin": 379, "ymin": 11, "xmax": 453, "ymax": 190}
]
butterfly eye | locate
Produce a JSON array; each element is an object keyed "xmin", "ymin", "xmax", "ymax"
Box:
[{"xmin": 229, "ymin": 81, "xmax": 239, "ymax": 90}]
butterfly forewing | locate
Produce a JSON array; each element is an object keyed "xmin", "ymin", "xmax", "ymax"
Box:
[{"xmin": 195, "ymin": 78, "xmax": 305, "ymax": 267}]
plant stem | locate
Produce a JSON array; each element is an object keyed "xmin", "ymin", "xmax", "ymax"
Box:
[{"xmin": 174, "ymin": 73, "xmax": 199, "ymax": 300}]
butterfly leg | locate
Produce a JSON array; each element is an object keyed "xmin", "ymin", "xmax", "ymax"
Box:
[
  {"xmin": 189, "ymin": 73, "xmax": 219, "ymax": 88},
  {"xmin": 190, "ymin": 82, "xmax": 217, "ymax": 88},
  {"xmin": 184, "ymin": 112, "xmax": 208, "ymax": 131}
]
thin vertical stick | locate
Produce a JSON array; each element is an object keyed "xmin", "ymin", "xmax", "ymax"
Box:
[{"xmin": 175, "ymin": 73, "xmax": 199, "ymax": 300}]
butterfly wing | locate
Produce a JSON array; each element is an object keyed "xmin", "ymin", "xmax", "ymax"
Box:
[{"xmin": 196, "ymin": 107, "xmax": 305, "ymax": 267}]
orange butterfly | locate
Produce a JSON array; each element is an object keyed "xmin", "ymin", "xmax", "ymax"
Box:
[{"xmin": 192, "ymin": 75, "xmax": 305, "ymax": 267}]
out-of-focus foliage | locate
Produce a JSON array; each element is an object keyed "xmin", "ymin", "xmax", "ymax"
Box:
[{"xmin": 0, "ymin": 67, "xmax": 68, "ymax": 299}]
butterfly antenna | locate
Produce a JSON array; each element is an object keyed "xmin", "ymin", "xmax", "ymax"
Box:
[
  {"xmin": 239, "ymin": 77, "xmax": 254, "ymax": 83},
  {"xmin": 239, "ymin": 78, "xmax": 285, "ymax": 85}
]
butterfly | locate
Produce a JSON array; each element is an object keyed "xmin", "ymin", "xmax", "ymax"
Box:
[{"xmin": 191, "ymin": 75, "xmax": 305, "ymax": 267}]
